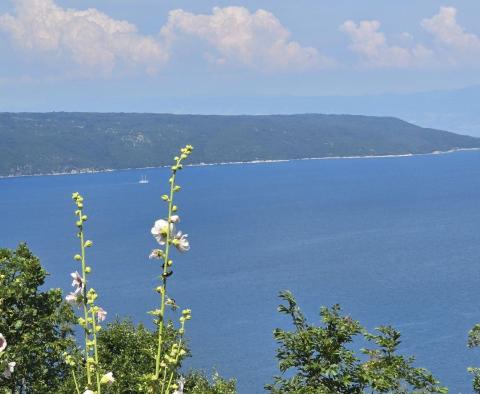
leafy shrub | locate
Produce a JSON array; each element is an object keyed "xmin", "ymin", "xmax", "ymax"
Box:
[
  {"xmin": 183, "ymin": 370, "xmax": 236, "ymax": 394},
  {"xmin": 0, "ymin": 244, "xmax": 76, "ymax": 393},
  {"xmin": 266, "ymin": 291, "xmax": 447, "ymax": 394}
]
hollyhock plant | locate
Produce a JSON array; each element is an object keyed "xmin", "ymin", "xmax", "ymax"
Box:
[
  {"xmin": 148, "ymin": 145, "xmax": 193, "ymax": 393},
  {"xmin": 66, "ymin": 192, "xmax": 112, "ymax": 394}
]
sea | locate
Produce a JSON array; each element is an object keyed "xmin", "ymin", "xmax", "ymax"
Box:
[{"xmin": 1, "ymin": 150, "xmax": 480, "ymax": 393}]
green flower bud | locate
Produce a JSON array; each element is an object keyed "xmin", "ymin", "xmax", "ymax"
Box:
[
  {"xmin": 84, "ymin": 240, "xmax": 93, "ymax": 248},
  {"xmin": 74, "ymin": 254, "xmax": 82, "ymax": 261},
  {"xmin": 161, "ymin": 195, "xmax": 169, "ymax": 201},
  {"xmin": 172, "ymin": 205, "xmax": 178, "ymax": 212},
  {"xmin": 85, "ymin": 266, "xmax": 91, "ymax": 273}
]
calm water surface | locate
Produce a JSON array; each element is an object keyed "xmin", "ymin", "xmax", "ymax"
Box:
[{"xmin": 1, "ymin": 152, "xmax": 480, "ymax": 393}]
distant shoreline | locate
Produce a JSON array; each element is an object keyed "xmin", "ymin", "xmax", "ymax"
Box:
[{"xmin": 1, "ymin": 147, "xmax": 480, "ymax": 181}]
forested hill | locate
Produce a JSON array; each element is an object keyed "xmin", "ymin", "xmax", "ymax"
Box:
[{"xmin": 1, "ymin": 112, "xmax": 479, "ymax": 177}]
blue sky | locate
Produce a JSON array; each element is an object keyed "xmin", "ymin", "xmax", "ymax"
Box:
[{"xmin": 1, "ymin": 0, "xmax": 480, "ymax": 112}]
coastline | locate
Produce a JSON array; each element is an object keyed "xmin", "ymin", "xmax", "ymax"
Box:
[{"xmin": 1, "ymin": 147, "xmax": 480, "ymax": 180}]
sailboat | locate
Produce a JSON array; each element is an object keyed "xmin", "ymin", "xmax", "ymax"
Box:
[{"xmin": 139, "ymin": 175, "xmax": 149, "ymax": 184}]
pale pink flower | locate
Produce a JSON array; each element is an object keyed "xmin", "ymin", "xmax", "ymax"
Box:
[
  {"xmin": 151, "ymin": 219, "xmax": 175, "ymax": 245},
  {"xmin": 174, "ymin": 232, "xmax": 190, "ymax": 252},
  {"xmin": 65, "ymin": 287, "xmax": 82, "ymax": 305},
  {"xmin": 97, "ymin": 307, "xmax": 107, "ymax": 322},
  {"xmin": 0, "ymin": 334, "xmax": 6, "ymax": 352},
  {"xmin": 70, "ymin": 271, "xmax": 83, "ymax": 289},
  {"xmin": 170, "ymin": 215, "xmax": 180, "ymax": 223},
  {"xmin": 3, "ymin": 362, "xmax": 16, "ymax": 378},
  {"xmin": 149, "ymin": 249, "xmax": 163, "ymax": 259}
]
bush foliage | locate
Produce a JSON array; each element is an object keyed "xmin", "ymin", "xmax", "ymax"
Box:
[
  {"xmin": 266, "ymin": 291, "xmax": 447, "ymax": 394},
  {"xmin": 0, "ymin": 244, "xmax": 76, "ymax": 393}
]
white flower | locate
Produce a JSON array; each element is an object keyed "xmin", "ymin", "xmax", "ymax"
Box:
[
  {"xmin": 174, "ymin": 232, "xmax": 190, "ymax": 253},
  {"xmin": 84, "ymin": 390, "xmax": 94, "ymax": 394},
  {"xmin": 0, "ymin": 334, "xmax": 6, "ymax": 352},
  {"xmin": 151, "ymin": 219, "xmax": 175, "ymax": 245},
  {"xmin": 170, "ymin": 215, "xmax": 180, "ymax": 223},
  {"xmin": 71, "ymin": 271, "xmax": 83, "ymax": 289},
  {"xmin": 3, "ymin": 362, "xmax": 16, "ymax": 378},
  {"xmin": 149, "ymin": 249, "xmax": 163, "ymax": 259},
  {"xmin": 173, "ymin": 376, "xmax": 185, "ymax": 394},
  {"xmin": 100, "ymin": 371, "xmax": 115, "ymax": 385},
  {"xmin": 97, "ymin": 307, "xmax": 107, "ymax": 322},
  {"xmin": 65, "ymin": 286, "xmax": 82, "ymax": 305}
]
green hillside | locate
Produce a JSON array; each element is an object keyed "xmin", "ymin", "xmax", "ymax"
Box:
[{"xmin": 1, "ymin": 112, "xmax": 479, "ymax": 176}]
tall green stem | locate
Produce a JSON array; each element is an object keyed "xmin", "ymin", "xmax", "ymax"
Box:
[
  {"xmin": 78, "ymin": 219, "xmax": 92, "ymax": 386},
  {"xmin": 71, "ymin": 369, "xmax": 80, "ymax": 394},
  {"xmin": 155, "ymin": 167, "xmax": 177, "ymax": 379},
  {"xmin": 91, "ymin": 311, "xmax": 101, "ymax": 394}
]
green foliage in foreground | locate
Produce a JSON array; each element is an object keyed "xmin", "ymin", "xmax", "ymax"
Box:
[
  {"xmin": 266, "ymin": 291, "xmax": 447, "ymax": 394},
  {"xmin": 183, "ymin": 370, "xmax": 236, "ymax": 394},
  {"xmin": 58, "ymin": 319, "xmax": 235, "ymax": 393},
  {"xmin": 59, "ymin": 319, "xmax": 185, "ymax": 393},
  {"xmin": 0, "ymin": 244, "xmax": 76, "ymax": 393},
  {"xmin": 468, "ymin": 323, "xmax": 480, "ymax": 393}
]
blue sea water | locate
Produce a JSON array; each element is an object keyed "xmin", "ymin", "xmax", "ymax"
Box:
[{"xmin": 1, "ymin": 151, "xmax": 480, "ymax": 393}]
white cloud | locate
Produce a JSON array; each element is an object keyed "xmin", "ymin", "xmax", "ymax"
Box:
[
  {"xmin": 340, "ymin": 20, "xmax": 433, "ymax": 68},
  {"xmin": 0, "ymin": 0, "xmax": 168, "ymax": 75},
  {"xmin": 421, "ymin": 6, "xmax": 480, "ymax": 64},
  {"xmin": 162, "ymin": 6, "xmax": 333, "ymax": 71}
]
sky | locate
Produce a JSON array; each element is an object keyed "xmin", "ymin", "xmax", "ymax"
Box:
[{"xmin": 1, "ymin": 0, "xmax": 480, "ymax": 112}]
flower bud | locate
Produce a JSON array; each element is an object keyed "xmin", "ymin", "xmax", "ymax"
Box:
[
  {"xmin": 161, "ymin": 195, "xmax": 169, "ymax": 201},
  {"xmin": 84, "ymin": 240, "xmax": 93, "ymax": 248},
  {"xmin": 85, "ymin": 266, "xmax": 91, "ymax": 273},
  {"xmin": 74, "ymin": 254, "xmax": 82, "ymax": 261}
]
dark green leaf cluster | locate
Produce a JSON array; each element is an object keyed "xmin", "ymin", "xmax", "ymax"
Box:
[
  {"xmin": 59, "ymin": 318, "xmax": 185, "ymax": 393},
  {"xmin": 266, "ymin": 291, "xmax": 447, "ymax": 394},
  {"xmin": 467, "ymin": 324, "xmax": 480, "ymax": 392},
  {"xmin": 0, "ymin": 244, "xmax": 76, "ymax": 393},
  {"xmin": 183, "ymin": 370, "xmax": 236, "ymax": 394}
]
